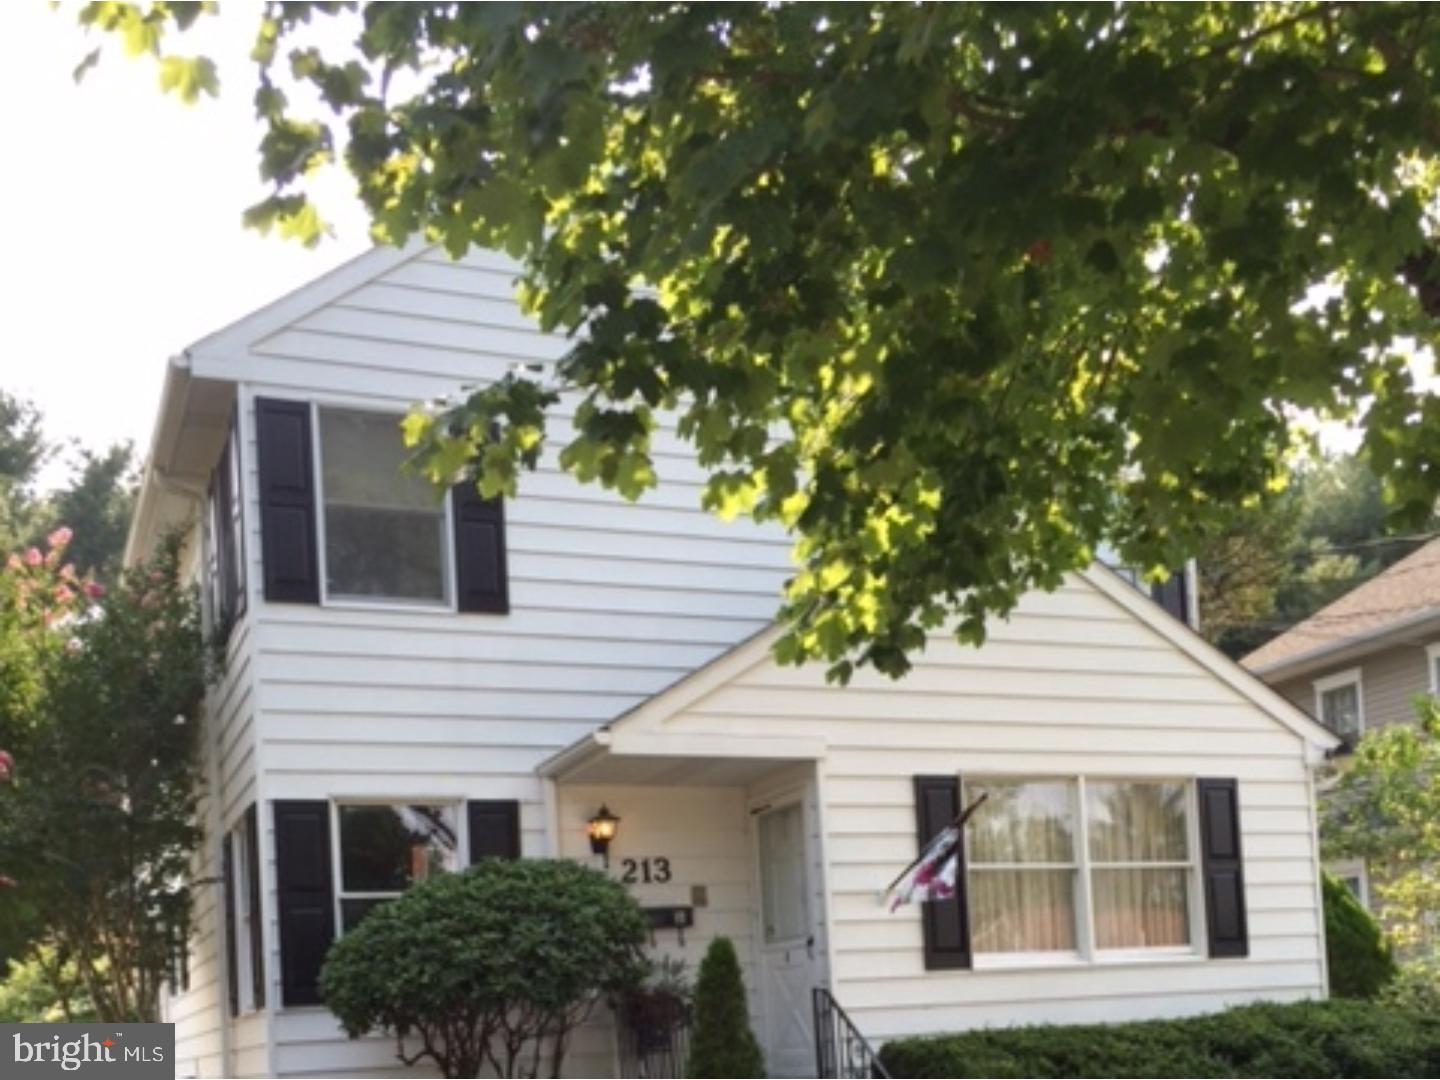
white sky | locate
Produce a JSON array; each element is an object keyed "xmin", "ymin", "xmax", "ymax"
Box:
[{"xmin": 1, "ymin": 3, "xmax": 370, "ymax": 489}]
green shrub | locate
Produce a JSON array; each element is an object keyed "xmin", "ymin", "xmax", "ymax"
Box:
[
  {"xmin": 1383, "ymin": 952, "xmax": 1440, "ymax": 1014},
  {"xmin": 319, "ymin": 859, "xmax": 648, "ymax": 1078},
  {"xmin": 878, "ymin": 999, "xmax": 1440, "ymax": 1078},
  {"xmin": 1323, "ymin": 872, "xmax": 1397, "ymax": 998},
  {"xmin": 687, "ymin": 936, "xmax": 764, "ymax": 1078}
]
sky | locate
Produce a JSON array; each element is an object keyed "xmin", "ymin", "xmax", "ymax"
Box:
[{"xmin": 1, "ymin": 3, "xmax": 371, "ymax": 489}]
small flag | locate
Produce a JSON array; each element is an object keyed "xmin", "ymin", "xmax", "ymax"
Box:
[
  {"xmin": 884, "ymin": 825, "xmax": 960, "ymax": 911},
  {"xmin": 881, "ymin": 793, "xmax": 988, "ymax": 912}
]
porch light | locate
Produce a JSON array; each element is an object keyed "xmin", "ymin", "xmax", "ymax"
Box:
[{"xmin": 587, "ymin": 805, "xmax": 620, "ymax": 864}]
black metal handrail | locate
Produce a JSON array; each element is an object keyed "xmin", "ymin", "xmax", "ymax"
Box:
[{"xmin": 813, "ymin": 986, "xmax": 891, "ymax": 1079}]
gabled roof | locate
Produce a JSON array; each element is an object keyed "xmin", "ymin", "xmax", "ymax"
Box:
[
  {"xmin": 1242, "ymin": 537, "xmax": 1440, "ymax": 678},
  {"xmin": 540, "ymin": 564, "xmax": 1340, "ymax": 779}
]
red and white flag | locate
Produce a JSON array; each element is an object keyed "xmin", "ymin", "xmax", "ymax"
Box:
[{"xmin": 884, "ymin": 825, "xmax": 961, "ymax": 911}]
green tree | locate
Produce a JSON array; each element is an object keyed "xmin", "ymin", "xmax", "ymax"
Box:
[
  {"xmin": 319, "ymin": 859, "xmax": 649, "ymax": 1078},
  {"xmin": 0, "ymin": 944, "xmax": 97, "ymax": 1023},
  {"xmin": 34, "ymin": 443, "xmax": 138, "ymax": 584},
  {"xmin": 73, "ymin": 3, "xmax": 1440, "ymax": 678},
  {"xmin": 687, "ymin": 936, "xmax": 763, "ymax": 1079},
  {"xmin": 0, "ymin": 529, "xmax": 212, "ymax": 1022},
  {"xmin": 1324, "ymin": 697, "xmax": 1440, "ymax": 954},
  {"xmin": 1322, "ymin": 872, "xmax": 1397, "ymax": 999},
  {"xmin": 0, "ymin": 390, "xmax": 49, "ymax": 555}
]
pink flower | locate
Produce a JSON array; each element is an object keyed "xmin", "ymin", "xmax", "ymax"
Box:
[
  {"xmin": 0, "ymin": 875, "xmax": 15, "ymax": 889},
  {"xmin": 5, "ymin": 554, "xmax": 20, "ymax": 572},
  {"xmin": 82, "ymin": 581, "xmax": 106, "ymax": 599},
  {"xmin": 52, "ymin": 585, "xmax": 74, "ymax": 604},
  {"xmin": 60, "ymin": 563, "xmax": 76, "ymax": 581},
  {"xmin": 47, "ymin": 526, "xmax": 73, "ymax": 549},
  {"xmin": 24, "ymin": 548, "xmax": 42, "ymax": 567},
  {"xmin": 0, "ymin": 749, "xmax": 12, "ymax": 781}
]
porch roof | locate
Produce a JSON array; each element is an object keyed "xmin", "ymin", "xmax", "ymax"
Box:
[{"xmin": 537, "ymin": 729, "xmax": 825, "ymax": 786}]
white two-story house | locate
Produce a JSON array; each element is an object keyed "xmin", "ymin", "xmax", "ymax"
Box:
[{"xmin": 125, "ymin": 242, "xmax": 1340, "ymax": 1079}]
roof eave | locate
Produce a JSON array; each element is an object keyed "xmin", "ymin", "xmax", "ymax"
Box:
[{"xmin": 1247, "ymin": 607, "xmax": 1440, "ymax": 683}]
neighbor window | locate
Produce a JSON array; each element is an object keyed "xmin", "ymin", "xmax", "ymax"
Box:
[
  {"xmin": 317, "ymin": 407, "xmax": 451, "ymax": 605},
  {"xmin": 335, "ymin": 803, "xmax": 458, "ymax": 931},
  {"xmin": 1428, "ymin": 643, "xmax": 1440, "ymax": 697},
  {"xmin": 1314, "ymin": 669, "xmax": 1363, "ymax": 741},
  {"xmin": 965, "ymin": 777, "xmax": 1197, "ymax": 958}
]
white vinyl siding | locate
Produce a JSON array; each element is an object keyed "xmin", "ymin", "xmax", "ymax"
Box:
[
  {"xmin": 653, "ymin": 574, "xmax": 1326, "ymax": 1042},
  {"xmin": 182, "ymin": 246, "xmax": 792, "ymax": 1077}
]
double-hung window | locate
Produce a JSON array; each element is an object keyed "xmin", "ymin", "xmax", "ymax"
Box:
[
  {"xmin": 203, "ymin": 420, "xmax": 245, "ymax": 640},
  {"xmin": 316, "ymin": 407, "xmax": 452, "ymax": 606},
  {"xmin": 965, "ymin": 776, "xmax": 1198, "ymax": 961},
  {"xmin": 335, "ymin": 803, "xmax": 459, "ymax": 931},
  {"xmin": 966, "ymin": 779, "xmax": 1078, "ymax": 955},
  {"xmin": 1314, "ymin": 669, "xmax": 1363, "ymax": 742}
]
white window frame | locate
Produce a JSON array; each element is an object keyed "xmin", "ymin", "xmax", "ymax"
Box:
[
  {"xmin": 966, "ymin": 774, "xmax": 1203, "ymax": 970},
  {"xmin": 331, "ymin": 799, "xmax": 465, "ymax": 935},
  {"xmin": 1313, "ymin": 667, "xmax": 1365, "ymax": 741},
  {"xmin": 310, "ymin": 401, "xmax": 458, "ymax": 613},
  {"xmin": 1426, "ymin": 642, "xmax": 1440, "ymax": 696},
  {"xmin": 1328, "ymin": 857, "xmax": 1371, "ymax": 910}
]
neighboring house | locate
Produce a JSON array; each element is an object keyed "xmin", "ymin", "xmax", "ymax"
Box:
[
  {"xmin": 1242, "ymin": 537, "xmax": 1440, "ymax": 907},
  {"xmin": 127, "ymin": 242, "xmax": 1339, "ymax": 1080}
]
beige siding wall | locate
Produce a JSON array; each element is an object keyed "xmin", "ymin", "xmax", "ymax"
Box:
[
  {"xmin": 1272, "ymin": 641, "xmax": 1437, "ymax": 734},
  {"xmin": 653, "ymin": 574, "xmax": 1326, "ymax": 1043}
]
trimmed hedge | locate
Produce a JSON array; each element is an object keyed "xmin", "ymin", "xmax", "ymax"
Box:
[{"xmin": 878, "ymin": 999, "xmax": 1440, "ymax": 1078}]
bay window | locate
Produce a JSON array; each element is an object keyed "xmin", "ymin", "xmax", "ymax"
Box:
[
  {"xmin": 965, "ymin": 776, "xmax": 1198, "ymax": 960},
  {"xmin": 335, "ymin": 803, "xmax": 458, "ymax": 931}
]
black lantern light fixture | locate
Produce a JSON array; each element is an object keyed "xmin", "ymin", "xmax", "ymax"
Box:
[{"xmin": 587, "ymin": 804, "xmax": 620, "ymax": 865}]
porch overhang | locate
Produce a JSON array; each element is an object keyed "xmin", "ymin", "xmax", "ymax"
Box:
[{"xmin": 538, "ymin": 729, "xmax": 826, "ymax": 786}]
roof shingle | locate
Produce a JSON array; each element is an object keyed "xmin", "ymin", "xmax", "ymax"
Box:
[{"xmin": 1242, "ymin": 536, "xmax": 1440, "ymax": 673}]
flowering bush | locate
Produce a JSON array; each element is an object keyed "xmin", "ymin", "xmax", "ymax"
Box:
[{"xmin": 0, "ymin": 528, "xmax": 211, "ymax": 1021}]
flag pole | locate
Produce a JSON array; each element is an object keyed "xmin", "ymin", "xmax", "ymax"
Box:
[{"xmin": 882, "ymin": 792, "xmax": 989, "ymax": 895}]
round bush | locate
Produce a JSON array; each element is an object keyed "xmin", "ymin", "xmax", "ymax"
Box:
[
  {"xmin": 1323, "ymin": 872, "xmax": 1396, "ymax": 999},
  {"xmin": 319, "ymin": 859, "xmax": 649, "ymax": 1078}
]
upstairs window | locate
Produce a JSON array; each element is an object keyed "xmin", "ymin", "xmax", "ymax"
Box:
[
  {"xmin": 316, "ymin": 407, "xmax": 452, "ymax": 605},
  {"xmin": 1314, "ymin": 669, "xmax": 1363, "ymax": 742},
  {"xmin": 335, "ymin": 803, "xmax": 458, "ymax": 931},
  {"xmin": 204, "ymin": 420, "xmax": 245, "ymax": 642}
]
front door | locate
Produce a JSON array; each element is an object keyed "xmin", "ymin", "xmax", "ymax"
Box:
[{"xmin": 755, "ymin": 799, "xmax": 815, "ymax": 1078}]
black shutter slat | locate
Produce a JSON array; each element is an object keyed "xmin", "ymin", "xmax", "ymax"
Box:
[
  {"xmin": 256, "ymin": 398, "xmax": 319, "ymax": 604},
  {"xmin": 274, "ymin": 800, "xmax": 335, "ymax": 1006},
  {"xmin": 913, "ymin": 775, "xmax": 972, "ymax": 970},
  {"xmin": 1151, "ymin": 569, "xmax": 1190, "ymax": 625},
  {"xmin": 244, "ymin": 803, "xmax": 265, "ymax": 1009},
  {"xmin": 222, "ymin": 833, "xmax": 239, "ymax": 1016},
  {"xmin": 1198, "ymin": 778, "xmax": 1249, "ymax": 958},
  {"xmin": 452, "ymin": 482, "xmax": 509, "ymax": 614},
  {"xmin": 468, "ymin": 800, "xmax": 522, "ymax": 861}
]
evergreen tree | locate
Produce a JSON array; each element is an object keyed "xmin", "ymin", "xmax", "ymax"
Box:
[{"xmin": 688, "ymin": 936, "xmax": 764, "ymax": 1079}]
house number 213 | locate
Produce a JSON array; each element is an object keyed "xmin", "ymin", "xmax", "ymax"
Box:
[{"xmin": 620, "ymin": 857, "xmax": 672, "ymax": 884}]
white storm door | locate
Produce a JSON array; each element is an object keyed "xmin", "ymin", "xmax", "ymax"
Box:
[{"xmin": 755, "ymin": 799, "xmax": 816, "ymax": 1078}]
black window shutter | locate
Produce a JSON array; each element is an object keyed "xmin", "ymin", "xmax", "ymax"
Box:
[
  {"xmin": 222, "ymin": 834, "xmax": 239, "ymax": 1016},
  {"xmin": 1197, "ymin": 778, "xmax": 1249, "ymax": 958},
  {"xmin": 913, "ymin": 775, "xmax": 972, "ymax": 970},
  {"xmin": 452, "ymin": 482, "xmax": 509, "ymax": 614},
  {"xmin": 1151, "ymin": 569, "xmax": 1190, "ymax": 625},
  {"xmin": 244, "ymin": 803, "xmax": 265, "ymax": 1009},
  {"xmin": 274, "ymin": 800, "xmax": 335, "ymax": 1006},
  {"xmin": 255, "ymin": 398, "xmax": 320, "ymax": 604},
  {"xmin": 468, "ymin": 800, "xmax": 521, "ymax": 861}
]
